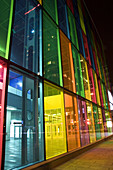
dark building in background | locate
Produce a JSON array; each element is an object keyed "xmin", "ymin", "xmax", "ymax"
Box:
[{"xmin": 0, "ymin": 0, "xmax": 113, "ymax": 169}]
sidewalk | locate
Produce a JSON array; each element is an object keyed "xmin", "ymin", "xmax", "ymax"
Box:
[{"xmin": 53, "ymin": 137, "xmax": 113, "ymax": 170}]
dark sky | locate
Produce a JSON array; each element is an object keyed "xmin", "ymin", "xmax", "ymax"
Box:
[{"xmin": 84, "ymin": 0, "xmax": 113, "ymax": 87}]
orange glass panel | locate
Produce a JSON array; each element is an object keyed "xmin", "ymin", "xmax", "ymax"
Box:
[
  {"xmin": 64, "ymin": 93, "xmax": 80, "ymax": 151},
  {"xmin": 60, "ymin": 30, "xmax": 76, "ymax": 93}
]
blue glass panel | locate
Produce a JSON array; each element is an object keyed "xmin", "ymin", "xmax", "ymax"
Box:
[
  {"xmin": 5, "ymin": 70, "xmax": 44, "ymax": 169},
  {"xmin": 10, "ymin": 0, "xmax": 42, "ymax": 75},
  {"xmin": 57, "ymin": 0, "xmax": 70, "ymax": 39}
]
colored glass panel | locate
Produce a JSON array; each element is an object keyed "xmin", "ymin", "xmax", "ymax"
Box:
[
  {"xmin": 76, "ymin": 21, "xmax": 86, "ymax": 58},
  {"xmin": 92, "ymin": 105, "xmax": 101, "ymax": 140},
  {"xmin": 38, "ymin": 0, "xmax": 42, "ymax": 5},
  {"xmin": 80, "ymin": 55, "xmax": 91, "ymax": 101},
  {"xmin": 98, "ymin": 79, "xmax": 104, "ymax": 107},
  {"xmin": 66, "ymin": 0, "xmax": 74, "ymax": 15},
  {"xmin": 71, "ymin": 45, "xmax": 85, "ymax": 97},
  {"xmin": 0, "ymin": 0, "xmax": 14, "ymax": 59},
  {"xmin": 92, "ymin": 70, "xmax": 101, "ymax": 105},
  {"xmin": 43, "ymin": 12, "xmax": 63, "ymax": 86},
  {"xmin": 67, "ymin": 8, "xmax": 79, "ymax": 50},
  {"xmin": 82, "ymin": 31, "xmax": 91, "ymax": 65},
  {"xmin": 77, "ymin": 99, "xmax": 89, "ymax": 146},
  {"xmin": 86, "ymin": 102, "xmax": 96, "ymax": 143},
  {"xmin": 43, "ymin": 0, "xmax": 58, "ymax": 24},
  {"xmin": 98, "ymin": 108, "xmax": 104, "ymax": 138},
  {"xmin": 60, "ymin": 30, "xmax": 76, "ymax": 92},
  {"xmin": 5, "ymin": 70, "xmax": 44, "ymax": 169},
  {"xmin": 92, "ymin": 47, "xmax": 99, "ymax": 76},
  {"xmin": 0, "ymin": 60, "xmax": 7, "ymax": 168},
  {"xmin": 64, "ymin": 93, "xmax": 80, "ymax": 151},
  {"xmin": 44, "ymin": 82, "xmax": 67, "ymax": 159},
  {"xmin": 57, "ymin": 0, "xmax": 70, "ymax": 39},
  {"xmin": 84, "ymin": 19, "xmax": 95, "ymax": 70},
  {"xmin": 87, "ymin": 65, "xmax": 96, "ymax": 103},
  {"xmin": 105, "ymin": 111, "xmax": 112, "ymax": 135},
  {"xmin": 101, "ymin": 82, "xmax": 109, "ymax": 109},
  {"xmin": 10, "ymin": 0, "xmax": 42, "ymax": 75},
  {"xmin": 77, "ymin": 2, "xmax": 86, "ymax": 35}
]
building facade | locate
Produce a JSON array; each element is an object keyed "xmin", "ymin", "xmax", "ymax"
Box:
[{"xmin": 0, "ymin": 0, "xmax": 113, "ymax": 169}]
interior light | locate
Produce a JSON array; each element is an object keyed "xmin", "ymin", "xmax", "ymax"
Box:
[
  {"xmin": 0, "ymin": 65, "xmax": 3, "ymax": 69},
  {"xmin": 31, "ymin": 29, "xmax": 34, "ymax": 33}
]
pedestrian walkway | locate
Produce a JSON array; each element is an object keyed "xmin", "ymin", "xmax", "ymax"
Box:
[{"xmin": 53, "ymin": 137, "xmax": 113, "ymax": 170}]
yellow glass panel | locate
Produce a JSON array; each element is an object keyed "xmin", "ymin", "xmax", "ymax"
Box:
[
  {"xmin": 78, "ymin": 5, "xmax": 86, "ymax": 35},
  {"xmin": 37, "ymin": 0, "xmax": 42, "ymax": 5},
  {"xmin": 86, "ymin": 102, "xmax": 96, "ymax": 143},
  {"xmin": 92, "ymin": 70, "xmax": 101, "ymax": 105},
  {"xmin": 105, "ymin": 111, "xmax": 112, "ymax": 135},
  {"xmin": 80, "ymin": 55, "xmax": 91, "ymax": 101},
  {"xmin": 96, "ymin": 56, "xmax": 102, "ymax": 79},
  {"xmin": 44, "ymin": 82, "xmax": 67, "ymax": 159},
  {"xmin": 98, "ymin": 108, "xmax": 104, "ymax": 138}
]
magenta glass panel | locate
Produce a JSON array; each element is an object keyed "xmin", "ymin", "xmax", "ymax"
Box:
[
  {"xmin": 87, "ymin": 65, "xmax": 97, "ymax": 103},
  {"xmin": 82, "ymin": 31, "xmax": 91, "ymax": 65},
  {"xmin": 77, "ymin": 98, "xmax": 90, "ymax": 146},
  {"xmin": 0, "ymin": 60, "xmax": 7, "ymax": 168}
]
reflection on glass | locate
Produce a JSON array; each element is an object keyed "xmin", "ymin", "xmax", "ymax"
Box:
[
  {"xmin": 10, "ymin": 0, "xmax": 42, "ymax": 74},
  {"xmin": 93, "ymin": 105, "xmax": 101, "ymax": 140},
  {"xmin": 98, "ymin": 108, "xmax": 104, "ymax": 138},
  {"xmin": 77, "ymin": 99, "xmax": 89, "ymax": 146},
  {"xmin": 43, "ymin": 12, "xmax": 63, "ymax": 86},
  {"xmin": 64, "ymin": 93, "xmax": 80, "ymax": 151},
  {"xmin": 44, "ymin": 82, "xmax": 67, "ymax": 159},
  {"xmin": 80, "ymin": 55, "xmax": 91, "ymax": 101},
  {"xmin": 60, "ymin": 30, "xmax": 76, "ymax": 92},
  {"xmin": 86, "ymin": 102, "xmax": 96, "ymax": 143},
  {"xmin": 5, "ymin": 70, "xmax": 44, "ymax": 170},
  {"xmin": 71, "ymin": 44, "xmax": 85, "ymax": 97}
]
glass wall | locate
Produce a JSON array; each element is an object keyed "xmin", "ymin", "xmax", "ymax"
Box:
[
  {"xmin": 0, "ymin": 0, "xmax": 112, "ymax": 169},
  {"xmin": 44, "ymin": 82, "xmax": 67, "ymax": 159},
  {"xmin": 5, "ymin": 69, "xmax": 44, "ymax": 169}
]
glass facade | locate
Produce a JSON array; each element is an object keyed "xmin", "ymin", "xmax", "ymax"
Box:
[{"xmin": 0, "ymin": 0, "xmax": 112, "ymax": 169}]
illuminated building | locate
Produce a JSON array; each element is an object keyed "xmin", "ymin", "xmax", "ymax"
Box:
[{"xmin": 0, "ymin": 0, "xmax": 113, "ymax": 169}]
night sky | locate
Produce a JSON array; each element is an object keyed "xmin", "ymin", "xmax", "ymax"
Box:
[{"xmin": 84, "ymin": 0, "xmax": 113, "ymax": 88}]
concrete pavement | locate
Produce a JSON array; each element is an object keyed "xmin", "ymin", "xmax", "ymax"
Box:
[{"xmin": 53, "ymin": 137, "xmax": 113, "ymax": 170}]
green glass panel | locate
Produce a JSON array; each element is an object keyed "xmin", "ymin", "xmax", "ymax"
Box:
[
  {"xmin": 43, "ymin": 0, "xmax": 58, "ymax": 24},
  {"xmin": 67, "ymin": 8, "xmax": 79, "ymax": 50},
  {"xmin": 0, "ymin": 0, "xmax": 14, "ymax": 59},
  {"xmin": 101, "ymin": 82, "xmax": 109, "ymax": 109},
  {"xmin": 92, "ymin": 70, "xmax": 101, "ymax": 105},
  {"xmin": 93, "ymin": 105, "xmax": 101, "ymax": 140},
  {"xmin": 71, "ymin": 45, "xmax": 85, "ymax": 97},
  {"xmin": 43, "ymin": 12, "xmax": 63, "ymax": 86}
]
